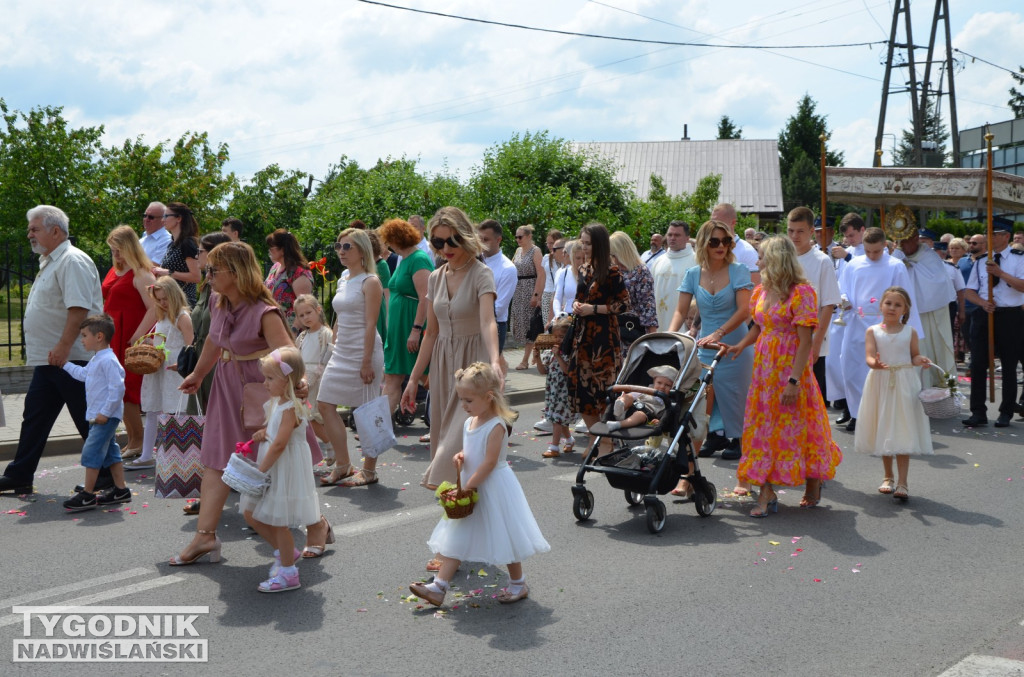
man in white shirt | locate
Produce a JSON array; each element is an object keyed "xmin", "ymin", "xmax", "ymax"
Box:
[
  {"xmin": 0, "ymin": 206, "xmax": 104, "ymax": 495},
  {"xmin": 139, "ymin": 201, "xmax": 171, "ymax": 264},
  {"xmin": 788, "ymin": 207, "xmax": 841, "ymax": 406},
  {"xmin": 477, "ymin": 219, "xmax": 518, "ymax": 353},
  {"xmin": 963, "ymin": 220, "xmax": 1024, "ymax": 427},
  {"xmin": 650, "ymin": 221, "xmax": 696, "ymax": 331},
  {"xmin": 641, "ymin": 233, "xmax": 664, "ymax": 266},
  {"xmin": 410, "ymin": 214, "xmax": 432, "ymax": 256},
  {"xmin": 711, "ymin": 203, "xmax": 760, "ymax": 284},
  {"xmin": 892, "ymin": 228, "xmax": 957, "ymax": 388}
]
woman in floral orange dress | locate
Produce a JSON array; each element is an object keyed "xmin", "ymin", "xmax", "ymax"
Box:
[
  {"xmin": 568, "ymin": 223, "xmax": 630, "ymax": 455},
  {"xmin": 724, "ymin": 236, "xmax": 842, "ymax": 517}
]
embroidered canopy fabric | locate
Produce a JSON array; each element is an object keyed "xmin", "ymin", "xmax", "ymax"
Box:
[{"xmin": 825, "ymin": 167, "xmax": 1024, "ymax": 212}]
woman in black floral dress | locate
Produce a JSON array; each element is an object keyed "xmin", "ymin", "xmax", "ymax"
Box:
[
  {"xmin": 568, "ymin": 223, "xmax": 630, "ymax": 455},
  {"xmin": 152, "ymin": 202, "xmax": 200, "ymax": 306}
]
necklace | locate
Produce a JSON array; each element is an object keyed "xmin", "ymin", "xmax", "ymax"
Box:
[
  {"xmin": 448, "ymin": 259, "xmax": 472, "ymax": 273},
  {"xmin": 703, "ymin": 266, "xmax": 726, "ymax": 294}
]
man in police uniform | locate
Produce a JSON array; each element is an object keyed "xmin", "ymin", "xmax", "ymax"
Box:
[{"xmin": 962, "ymin": 219, "xmax": 1024, "ymax": 428}]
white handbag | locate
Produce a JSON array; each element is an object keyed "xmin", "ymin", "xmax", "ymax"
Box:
[{"xmin": 352, "ymin": 392, "xmax": 396, "ymax": 459}]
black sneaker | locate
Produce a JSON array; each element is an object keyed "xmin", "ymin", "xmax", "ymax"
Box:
[
  {"xmin": 699, "ymin": 431, "xmax": 728, "ymax": 457},
  {"xmin": 75, "ymin": 475, "xmax": 114, "ymax": 494},
  {"xmin": 97, "ymin": 486, "xmax": 132, "ymax": 506},
  {"xmin": 64, "ymin": 491, "xmax": 97, "ymax": 512},
  {"xmin": 720, "ymin": 439, "xmax": 742, "ymax": 460}
]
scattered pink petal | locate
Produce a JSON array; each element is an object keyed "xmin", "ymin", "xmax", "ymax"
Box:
[
  {"xmin": 356, "ymin": 608, "xmax": 368, "ymax": 612},
  {"xmin": 791, "ymin": 537, "xmax": 802, "ymax": 543},
  {"xmin": 787, "ymin": 567, "xmax": 794, "ymax": 570},
  {"xmin": 795, "ymin": 548, "xmax": 803, "ymax": 552},
  {"xmin": 813, "ymin": 579, "xmax": 822, "ymax": 583}
]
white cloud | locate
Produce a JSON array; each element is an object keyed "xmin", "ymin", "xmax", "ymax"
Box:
[{"xmin": 1, "ymin": 0, "xmax": 1020, "ymax": 189}]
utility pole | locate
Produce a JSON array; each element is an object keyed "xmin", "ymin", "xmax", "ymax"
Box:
[{"xmin": 873, "ymin": 0, "xmax": 960, "ymax": 168}]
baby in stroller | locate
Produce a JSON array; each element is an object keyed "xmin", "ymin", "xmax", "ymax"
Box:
[{"xmin": 606, "ymin": 366, "xmax": 677, "ymax": 432}]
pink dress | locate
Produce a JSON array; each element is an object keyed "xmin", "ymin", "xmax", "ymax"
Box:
[
  {"xmin": 737, "ymin": 284, "xmax": 842, "ymax": 486},
  {"xmin": 201, "ymin": 298, "xmax": 321, "ymax": 471}
]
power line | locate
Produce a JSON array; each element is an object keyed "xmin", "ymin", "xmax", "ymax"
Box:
[
  {"xmin": 357, "ymin": 0, "xmax": 887, "ymax": 50},
  {"xmin": 953, "ymin": 49, "xmax": 1020, "ymax": 77}
]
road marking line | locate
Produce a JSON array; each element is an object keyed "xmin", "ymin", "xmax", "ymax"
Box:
[
  {"xmin": 0, "ymin": 567, "xmax": 153, "ymax": 611},
  {"xmin": 0, "ymin": 576, "xmax": 184, "ymax": 628},
  {"xmin": 936, "ymin": 654, "xmax": 1024, "ymax": 676},
  {"xmin": 334, "ymin": 505, "xmax": 438, "ymax": 537}
]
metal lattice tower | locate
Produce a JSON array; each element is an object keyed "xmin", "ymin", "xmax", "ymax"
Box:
[{"xmin": 873, "ymin": 0, "xmax": 960, "ymax": 167}]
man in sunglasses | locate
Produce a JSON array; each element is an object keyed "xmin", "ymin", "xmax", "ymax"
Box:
[{"xmin": 140, "ymin": 201, "xmax": 171, "ymax": 264}]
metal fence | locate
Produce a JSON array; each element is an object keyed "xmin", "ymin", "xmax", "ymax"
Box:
[{"xmin": 0, "ymin": 242, "xmax": 333, "ymax": 365}]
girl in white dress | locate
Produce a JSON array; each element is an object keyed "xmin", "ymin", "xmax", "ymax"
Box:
[
  {"xmin": 854, "ymin": 287, "xmax": 933, "ymax": 501},
  {"xmin": 294, "ymin": 294, "xmax": 335, "ymax": 468},
  {"xmin": 410, "ymin": 362, "xmax": 550, "ymax": 607},
  {"xmin": 241, "ymin": 347, "xmax": 320, "ymax": 593},
  {"xmin": 129, "ymin": 276, "xmax": 193, "ymax": 470}
]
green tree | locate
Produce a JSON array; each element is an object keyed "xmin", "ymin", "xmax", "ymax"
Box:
[
  {"xmin": 298, "ymin": 155, "xmax": 461, "ymax": 271},
  {"xmin": 0, "ymin": 99, "xmax": 105, "ymax": 253},
  {"xmin": 1009, "ymin": 66, "xmax": 1024, "ymax": 118},
  {"xmin": 227, "ymin": 163, "xmax": 310, "ymax": 262},
  {"xmin": 893, "ymin": 96, "xmax": 950, "ymax": 167},
  {"xmin": 466, "ymin": 131, "xmax": 630, "ymax": 249},
  {"xmin": 778, "ymin": 94, "xmax": 844, "ymax": 210},
  {"xmin": 625, "ymin": 173, "xmax": 721, "ymax": 246},
  {"xmin": 716, "ymin": 115, "xmax": 742, "ymax": 139}
]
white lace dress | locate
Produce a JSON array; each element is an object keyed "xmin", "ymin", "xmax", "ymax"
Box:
[{"xmin": 427, "ymin": 416, "xmax": 550, "ymax": 565}]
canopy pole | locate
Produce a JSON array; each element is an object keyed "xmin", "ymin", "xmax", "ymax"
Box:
[
  {"xmin": 985, "ymin": 131, "xmax": 995, "ymax": 403},
  {"xmin": 819, "ymin": 134, "xmax": 828, "ymax": 250}
]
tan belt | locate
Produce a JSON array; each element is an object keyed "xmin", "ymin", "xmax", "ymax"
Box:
[{"xmin": 221, "ymin": 348, "xmax": 272, "ymax": 362}]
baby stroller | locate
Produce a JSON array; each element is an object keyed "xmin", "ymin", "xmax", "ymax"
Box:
[{"xmin": 570, "ymin": 331, "xmax": 724, "ymax": 534}]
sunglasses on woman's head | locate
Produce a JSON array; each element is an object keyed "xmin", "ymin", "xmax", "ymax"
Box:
[
  {"xmin": 332, "ymin": 242, "xmax": 353, "ymax": 252},
  {"xmin": 430, "ymin": 235, "xmax": 461, "ymax": 250},
  {"xmin": 707, "ymin": 237, "xmax": 732, "ymax": 248}
]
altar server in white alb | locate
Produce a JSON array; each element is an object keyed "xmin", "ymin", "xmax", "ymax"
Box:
[
  {"xmin": 826, "ymin": 213, "xmax": 866, "ymax": 424},
  {"xmin": 892, "ymin": 228, "xmax": 956, "ymax": 387},
  {"xmin": 837, "ymin": 227, "xmax": 922, "ymax": 432}
]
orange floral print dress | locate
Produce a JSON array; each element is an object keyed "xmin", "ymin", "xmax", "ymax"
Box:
[{"xmin": 737, "ymin": 284, "xmax": 842, "ymax": 486}]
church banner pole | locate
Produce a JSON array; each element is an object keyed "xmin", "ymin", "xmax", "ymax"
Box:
[
  {"xmin": 819, "ymin": 134, "xmax": 828, "ymax": 250},
  {"xmin": 985, "ymin": 131, "xmax": 995, "ymax": 403}
]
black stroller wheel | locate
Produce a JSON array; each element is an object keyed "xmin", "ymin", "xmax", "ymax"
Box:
[
  {"xmin": 393, "ymin": 410, "xmax": 415, "ymax": 427},
  {"xmin": 624, "ymin": 490, "xmax": 644, "ymax": 506},
  {"xmin": 573, "ymin": 490, "xmax": 594, "ymax": 521},
  {"xmin": 645, "ymin": 499, "xmax": 666, "ymax": 533},
  {"xmin": 694, "ymin": 481, "xmax": 717, "ymax": 517}
]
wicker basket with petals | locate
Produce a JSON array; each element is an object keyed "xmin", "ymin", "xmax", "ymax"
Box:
[{"xmin": 125, "ymin": 333, "xmax": 167, "ymax": 375}]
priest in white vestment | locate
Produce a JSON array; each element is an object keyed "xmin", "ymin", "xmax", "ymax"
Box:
[
  {"xmin": 651, "ymin": 221, "xmax": 696, "ymax": 331},
  {"xmin": 892, "ymin": 229, "xmax": 956, "ymax": 387}
]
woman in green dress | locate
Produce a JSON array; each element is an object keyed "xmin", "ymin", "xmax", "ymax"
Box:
[{"xmin": 378, "ymin": 219, "xmax": 434, "ymax": 415}]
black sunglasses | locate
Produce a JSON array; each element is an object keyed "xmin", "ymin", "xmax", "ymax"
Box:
[
  {"xmin": 430, "ymin": 235, "xmax": 462, "ymax": 250},
  {"xmin": 707, "ymin": 237, "xmax": 732, "ymax": 248},
  {"xmin": 552, "ymin": 246, "xmax": 564, "ymax": 251}
]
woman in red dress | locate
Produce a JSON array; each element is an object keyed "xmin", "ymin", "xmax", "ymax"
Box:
[{"xmin": 103, "ymin": 225, "xmax": 157, "ymax": 458}]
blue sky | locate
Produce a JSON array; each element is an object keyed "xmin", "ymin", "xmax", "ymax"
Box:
[{"xmin": 1, "ymin": 0, "xmax": 1021, "ymax": 188}]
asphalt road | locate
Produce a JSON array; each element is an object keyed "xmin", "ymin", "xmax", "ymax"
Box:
[{"xmin": 1, "ymin": 399, "xmax": 1022, "ymax": 677}]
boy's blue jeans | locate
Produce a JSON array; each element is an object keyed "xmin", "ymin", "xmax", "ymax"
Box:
[{"xmin": 81, "ymin": 418, "xmax": 122, "ymax": 469}]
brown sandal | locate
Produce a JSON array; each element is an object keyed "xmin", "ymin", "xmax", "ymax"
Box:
[
  {"xmin": 339, "ymin": 469, "xmax": 378, "ymax": 487},
  {"xmin": 320, "ymin": 464, "xmax": 355, "ymax": 486},
  {"xmin": 302, "ymin": 516, "xmax": 335, "ymax": 558}
]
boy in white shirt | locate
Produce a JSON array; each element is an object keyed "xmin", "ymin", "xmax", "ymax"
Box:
[{"xmin": 62, "ymin": 314, "xmax": 132, "ymax": 512}]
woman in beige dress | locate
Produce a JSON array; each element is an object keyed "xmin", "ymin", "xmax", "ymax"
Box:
[{"xmin": 400, "ymin": 207, "xmax": 502, "ymax": 493}]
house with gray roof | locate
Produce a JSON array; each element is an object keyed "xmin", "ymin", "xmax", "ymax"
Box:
[{"xmin": 574, "ymin": 139, "xmax": 784, "ymax": 219}]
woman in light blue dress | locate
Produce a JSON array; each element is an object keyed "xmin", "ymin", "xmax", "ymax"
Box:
[{"xmin": 669, "ymin": 220, "xmax": 754, "ymax": 495}]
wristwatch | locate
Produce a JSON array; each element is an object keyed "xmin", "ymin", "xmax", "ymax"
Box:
[
  {"xmin": 787, "ymin": 377, "xmax": 798, "ymax": 385},
  {"xmin": 592, "ymin": 304, "xmax": 598, "ymax": 315}
]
